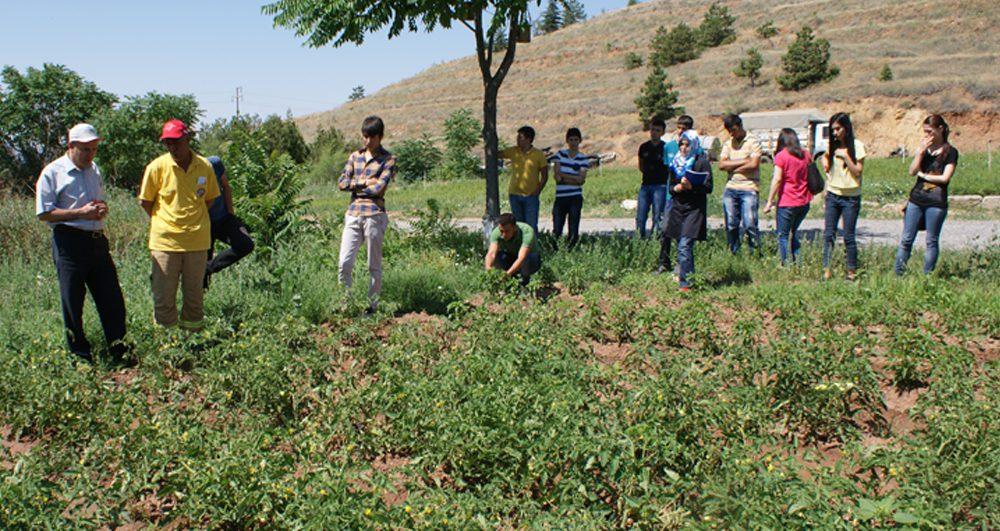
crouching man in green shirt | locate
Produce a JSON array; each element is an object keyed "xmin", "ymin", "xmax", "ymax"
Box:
[{"xmin": 485, "ymin": 213, "xmax": 541, "ymax": 286}]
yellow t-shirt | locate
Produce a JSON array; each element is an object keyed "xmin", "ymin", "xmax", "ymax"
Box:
[
  {"xmin": 501, "ymin": 146, "xmax": 547, "ymax": 196},
  {"xmin": 138, "ymin": 153, "xmax": 221, "ymax": 252},
  {"xmin": 720, "ymin": 133, "xmax": 763, "ymax": 192},
  {"xmin": 825, "ymin": 139, "xmax": 867, "ymax": 197}
]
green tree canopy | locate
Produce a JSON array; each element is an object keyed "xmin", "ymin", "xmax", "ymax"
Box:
[
  {"xmin": 650, "ymin": 23, "xmax": 701, "ymax": 68},
  {"xmin": 560, "ymin": 0, "xmax": 587, "ymax": 27},
  {"xmin": 540, "ymin": 0, "xmax": 562, "ymax": 34},
  {"xmin": 777, "ymin": 27, "xmax": 839, "ymax": 91},
  {"xmin": 697, "ymin": 3, "xmax": 736, "ymax": 48},
  {"xmin": 734, "ymin": 48, "xmax": 764, "ymax": 87},
  {"xmin": 263, "ymin": 0, "xmax": 541, "ymax": 224},
  {"xmin": 634, "ymin": 65, "xmax": 683, "ymax": 129},
  {"xmin": 0, "ymin": 64, "xmax": 116, "ymax": 193},
  {"xmin": 92, "ymin": 92, "xmax": 201, "ymax": 190}
]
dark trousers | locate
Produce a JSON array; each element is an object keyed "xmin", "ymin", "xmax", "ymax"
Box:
[
  {"xmin": 496, "ymin": 251, "xmax": 541, "ymax": 286},
  {"xmin": 552, "ymin": 195, "xmax": 583, "ymax": 249},
  {"xmin": 206, "ymin": 215, "xmax": 255, "ymax": 274},
  {"xmin": 658, "ymin": 233, "xmax": 673, "ymax": 269},
  {"xmin": 823, "ymin": 193, "xmax": 861, "ymax": 271},
  {"xmin": 51, "ymin": 226, "xmax": 127, "ymax": 358},
  {"xmin": 776, "ymin": 204, "xmax": 810, "ymax": 264}
]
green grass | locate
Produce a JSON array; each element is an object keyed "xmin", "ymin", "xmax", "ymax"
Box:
[
  {"xmin": 305, "ymin": 152, "xmax": 1000, "ymax": 220},
  {"xmin": 1, "ymin": 194, "xmax": 998, "ymax": 527}
]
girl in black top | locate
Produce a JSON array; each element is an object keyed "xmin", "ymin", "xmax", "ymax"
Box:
[
  {"xmin": 663, "ymin": 137, "xmax": 713, "ymax": 291},
  {"xmin": 894, "ymin": 114, "xmax": 958, "ymax": 274}
]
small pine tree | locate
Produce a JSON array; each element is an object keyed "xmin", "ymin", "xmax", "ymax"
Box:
[
  {"xmin": 697, "ymin": 3, "xmax": 736, "ymax": 48},
  {"xmin": 734, "ymin": 48, "xmax": 764, "ymax": 87},
  {"xmin": 634, "ymin": 65, "xmax": 683, "ymax": 129},
  {"xmin": 348, "ymin": 85, "xmax": 365, "ymax": 101},
  {"xmin": 624, "ymin": 52, "xmax": 644, "ymax": 69},
  {"xmin": 540, "ymin": 0, "xmax": 563, "ymax": 34},
  {"xmin": 491, "ymin": 28, "xmax": 508, "ymax": 51},
  {"xmin": 650, "ymin": 23, "xmax": 701, "ymax": 68},
  {"xmin": 878, "ymin": 64, "xmax": 894, "ymax": 82},
  {"xmin": 560, "ymin": 0, "xmax": 587, "ymax": 27},
  {"xmin": 756, "ymin": 20, "xmax": 778, "ymax": 40},
  {"xmin": 628, "ymin": 0, "xmax": 639, "ymax": 5},
  {"xmin": 777, "ymin": 27, "xmax": 839, "ymax": 91}
]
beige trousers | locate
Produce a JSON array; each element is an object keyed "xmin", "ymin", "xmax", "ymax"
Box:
[
  {"xmin": 338, "ymin": 213, "xmax": 388, "ymax": 308},
  {"xmin": 151, "ymin": 250, "xmax": 208, "ymax": 329}
]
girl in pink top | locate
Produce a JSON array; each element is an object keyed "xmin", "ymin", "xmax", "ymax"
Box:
[{"xmin": 764, "ymin": 129, "xmax": 814, "ymax": 264}]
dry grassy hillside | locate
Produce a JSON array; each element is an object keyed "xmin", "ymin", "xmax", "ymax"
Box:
[{"xmin": 296, "ymin": 0, "xmax": 1000, "ymax": 162}]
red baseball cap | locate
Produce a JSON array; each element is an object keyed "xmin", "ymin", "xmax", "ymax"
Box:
[{"xmin": 160, "ymin": 119, "xmax": 190, "ymax": 140}]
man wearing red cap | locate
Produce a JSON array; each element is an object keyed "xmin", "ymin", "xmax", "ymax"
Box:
[{"xmin": 138, "ymin": 119, "xmax": 220, "ymax": 330}]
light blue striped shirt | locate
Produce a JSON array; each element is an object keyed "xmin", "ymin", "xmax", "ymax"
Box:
[
  {"xmin": 35, "ymin": 155, "xmax": 106, "ymax": 231},
  {"xmin": 552, "ymin": 149, "xmax": 591, "ymax": 198}
]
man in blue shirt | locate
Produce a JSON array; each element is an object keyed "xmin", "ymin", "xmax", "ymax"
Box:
[
  {"xmin": 35, "ymin": 123, "xmax": 130, "ymax": 364},
  {"xmin": 203, "ymin": 156, "xmax": 255, "ymax": 288}
]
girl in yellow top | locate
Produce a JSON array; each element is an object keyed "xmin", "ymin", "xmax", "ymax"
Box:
[{"xmin": 821, "ymin": 112, "xmax": 866, "ymax": 280}]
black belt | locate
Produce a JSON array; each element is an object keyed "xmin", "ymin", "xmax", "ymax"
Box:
[{"xmin": 54, "ymin": 225, "xmax": 105, "ymax": 238}]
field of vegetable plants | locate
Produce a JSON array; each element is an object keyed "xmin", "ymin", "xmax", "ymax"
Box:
[{"xmin": 1, "ymin": 193, "xmax": 997, "ymax": 528}]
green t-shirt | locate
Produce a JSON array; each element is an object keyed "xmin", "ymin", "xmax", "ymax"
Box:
[{"xmin": 489, "ymin": 222, "xmax": 536, "ymax": 255}]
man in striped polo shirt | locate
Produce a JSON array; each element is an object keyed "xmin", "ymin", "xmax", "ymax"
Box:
[
  {"xmin": 337, "ymin": 116, "xmax": 396, "ymax": 314},
  {"xmin": 550, "ymin": 127, "xmax": 591, "ymax": 249}
]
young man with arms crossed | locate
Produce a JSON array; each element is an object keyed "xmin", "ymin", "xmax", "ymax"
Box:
[
  {"xmin": 717, "ymin": 114, "xmax": 763, "ymax": 255},
  {"xmin": 337, "ymin": 116, "xmax": 396, "ymax": 314}
]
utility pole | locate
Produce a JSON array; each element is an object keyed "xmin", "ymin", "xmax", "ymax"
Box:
[{"xmin": 233, "ymin": 86, "xmax": 243, "ymax": 117}]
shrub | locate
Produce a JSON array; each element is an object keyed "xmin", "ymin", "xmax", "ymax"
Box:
[
  {"xmin": 756, "ymin": 20, "xmax": 778, "ymax": 40},
  {"xmin": 624, "ymin": 52, "xmax": 644, "ymax": 69},
  {"xmin": 634, "ymin": 66, "xmax": 683, "ymax": 129},
  {"xmin": 93, "ymin": 92, "xmax": 202, "ymax": 190},
  {"xmin": 734, "ymin": 48, "xmax": 764, "ymax": 87},
  {"xmin": 878, "ymin": 64, "xmax": 894, "ymax": 82},
  {"xmin": 392, "ymin": 135, "xmax": 442, "ymax": 182},
  {"xmin": 437, "ymin": 108, "xmax": 481, "ymax": 180},
  {"xmin": 650, "ymin": 23, "xmax": 701, "ymax": 68},
  {"xmin": 302, "ymin": 126, "xmax": 351, "ymax": 185},
  {"xmin": 697, "ymin": 3, "xmax": 736, "ymax": 48},
  {"xmin": 777, "ymin": 27, "xmax": 839, "ymax": 91},
  {"xmin": 223, "ymin": 129, "xmax": 311, "ymax": 253}
]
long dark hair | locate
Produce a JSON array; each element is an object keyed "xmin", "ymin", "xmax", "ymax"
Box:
[
  {"xmin": 924, "ymin": 114, "xmax": 952, "ymax": 165},
  {"xmin": 826, "ymin": 112, "xmax": 857, "ymax": 168},
  {"xmin": 776, "ymin": 128, "xmax": 805, "ymax": 159}
]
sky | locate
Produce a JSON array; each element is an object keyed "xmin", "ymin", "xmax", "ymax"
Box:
[{"xmin": 3, "ymin": 0, "xmax": 630, "ymax": 125}]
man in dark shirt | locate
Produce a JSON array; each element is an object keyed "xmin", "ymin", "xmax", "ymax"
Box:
[{"xmin": 636, "ymin": 118, "xmax": 670, "ymax": 239}]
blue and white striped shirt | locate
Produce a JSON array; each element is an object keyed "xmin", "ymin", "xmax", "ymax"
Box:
[
  {"xmin": 551, "ymin": 149, "xmax": 591, "ymax": 198},
  {"xmin": 35, "ymin": 155, "xmax": 106, "ymax": 231}
]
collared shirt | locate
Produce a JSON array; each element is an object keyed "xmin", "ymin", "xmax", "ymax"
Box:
[
  {"xmin": 720, "ymin": 133, "xmax": 763, "ymax": 192},
  {"xmin": 138, "ymin": 153, "xmax": 221, "ymax": 252},
  {"xmin": 35, "ymin": 155, "xmax": 106, "ymax": 231},
  {"xmin": 826, "ymin": 139, "xmax": 867, "ymax": 197},
  {"xmin": 501, "ymin": 146, "xmax": 547, "ymax": 196},
  {"xmin": 338, "ymin": 148, "xmax": 395, "ymax": 217}
]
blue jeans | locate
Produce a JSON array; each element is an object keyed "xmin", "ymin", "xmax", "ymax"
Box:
[
  {"xmin": 509, "ymin": 194, "xmax": 540, "ymax": 234},
  {"xmin": 496, "ymin": 251, "xmax": 542, "ymax": 286},
  {"xmin": 895, "ymin": 202, "xmax": 948, "ymax": 275},
  {"xmin": 722, "ymin": 188, "xmax": 760, "ymax": 254},
  {"xmin": 823, "ymin": 193, "xmax": 861, "ymax": 271},
  {"xmin": 636, "ymin": 184, "xmax": 668, "ymax": 238},
  {"xmin": 677, "ymin": 236, "xmax": 695, "ymax": 288},
  {"xmin": 776, "ymin": 205, "xmax": 810, "ymax": 264}
]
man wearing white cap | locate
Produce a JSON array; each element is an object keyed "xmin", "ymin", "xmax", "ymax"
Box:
[
  {"xmin": 139, "ymin": 119, "xmax": 220, "ymax": 330},
  {"xmin": 35, "ymin": 123, "xmax": 130, "ymax": 364}
]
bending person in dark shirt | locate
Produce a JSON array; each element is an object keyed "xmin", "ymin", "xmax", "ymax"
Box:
[{"xmin": 204, "ymin": 156, "xmax": 255, "ymax": 287}]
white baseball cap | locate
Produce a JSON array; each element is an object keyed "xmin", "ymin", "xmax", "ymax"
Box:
[{"xmin": 68, "ymin": 123, "xmax": 100, "ymax": 143}]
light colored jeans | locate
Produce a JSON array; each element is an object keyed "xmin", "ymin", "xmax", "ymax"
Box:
[
  {"xmin": 151, "ymin": 250, "xmax": 208, "ymax": 329},
  {"xmin": 338, "ymin": 213, "xmax": 388, "ymax": 308}
]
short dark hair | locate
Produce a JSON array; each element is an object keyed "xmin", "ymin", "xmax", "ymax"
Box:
[
  {"xmin": 517, "ymin": 126, "xmax": 535, "ymax": 142},
  {"xmin": 566, "ymin": 127, "xmax": 582, "ymax": 140},
  {"xmin": 650, "ymin": 118, "xmax": 667, "ymax": 130},
  {"xmin": 361, "ymin": 116, "xmax": 384, "ymax": 138},
  {"xmin": 723, "ymin": 113, "xmax": 743, "ymax": 131},
  {"xmin": 498, "ymin": 213, "xmax": 517, "ymax": 227},
  {"xmin": 677, "ymin": 115, "xmax": 694, "ymax": 130}
]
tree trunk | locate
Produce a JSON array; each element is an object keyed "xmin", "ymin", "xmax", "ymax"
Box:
[{"xmin": 483, "ymin": 83, "xmax": 501, "ymax": 229}]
